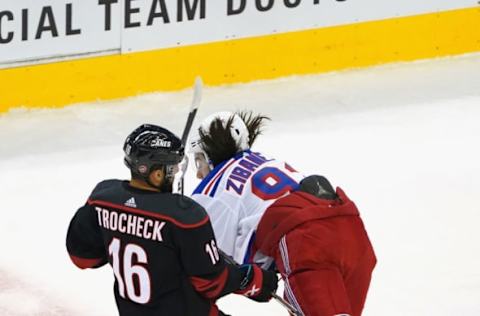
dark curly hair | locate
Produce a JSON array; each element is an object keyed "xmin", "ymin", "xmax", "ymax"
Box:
[{"xmin": 199, "ymin": 111, "xmax": 270, "ymax": 167}]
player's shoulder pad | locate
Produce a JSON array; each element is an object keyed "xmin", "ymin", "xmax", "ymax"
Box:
[
  {"xmin": 165, "ymin": 194, "xmax": 209, "ymax": 227},
  {"xmin": 90, "ymin": 179, "xmax": 122, "ymax": 197}
]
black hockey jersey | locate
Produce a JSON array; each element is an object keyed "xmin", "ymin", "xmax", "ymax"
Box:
[{"xmin": 67, "ymin": 180, "xmax": 242, "ymax": 316}]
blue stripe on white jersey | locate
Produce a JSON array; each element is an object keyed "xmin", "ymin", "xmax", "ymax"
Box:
[
  {"xmin": 192, "ymin": 150, "xmax": 248, "ymax": 198},
  {"xmin": 209, "ymin": 173, "xmax": 224, "ymax": 197},
  {"xmin": 192, "ymin": 159, "xmax": 228, "ymax": 195},
  {"xmin": 242, "ymin": 232, "xmax": 256, "ymax": 264}
]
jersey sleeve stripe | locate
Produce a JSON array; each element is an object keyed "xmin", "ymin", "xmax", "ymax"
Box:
[
  {"xmin": 208, "ymin": 304, "xmax": 220, "ymax": 316},
  {"xmin": 189, "ymin": 268, "xmax": 229, "ymax": 299},
  {"xmin": 87, "ymin": 199, "xmax": 210, "ymax": 229},
  {"xmin": 69, "ymin": 255, "xmax": 104, "ymax": 269}
]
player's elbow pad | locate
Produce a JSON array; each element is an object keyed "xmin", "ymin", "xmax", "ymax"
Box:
[
  {"xmin": 190, "ymin": 268, "xmax": 230, "ymax": 299},
  {"xmin": 69, "ymin": 254, "xmax": 105, "ymax": 270}
]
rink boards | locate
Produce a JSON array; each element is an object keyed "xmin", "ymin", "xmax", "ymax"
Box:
[{"xmin": 0, "ymin": 2, "xmax": 479, "ymax": 112}]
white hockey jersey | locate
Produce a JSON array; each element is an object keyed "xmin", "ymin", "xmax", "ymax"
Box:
[{"xmin": 191, "ymin": 150, "xmax": 304, "ymax": 267}]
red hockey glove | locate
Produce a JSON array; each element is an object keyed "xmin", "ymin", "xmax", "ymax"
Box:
[{"xmin": 235, "ymin": 264, "xmax": 278, "ymax": 302}]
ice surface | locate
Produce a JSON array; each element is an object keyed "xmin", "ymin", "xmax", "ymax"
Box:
[{"xmin": 1, "ymin": 53, "xmax": 480, "ymax": 315}]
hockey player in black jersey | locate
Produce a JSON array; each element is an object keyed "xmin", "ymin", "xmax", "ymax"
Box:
[{"xmin": 66, "ymin": 124, "xmax": 278, "ymax": 316}]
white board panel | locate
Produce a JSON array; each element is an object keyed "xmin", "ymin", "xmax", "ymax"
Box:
[
  {"xmin": 121, "ymin": 0, "xmax": 477, "ymax": 53},
  {"xmin": 0, "ymin": 0, "xmax": 122, "ymax": 66},
  {"xmin": 0, "ymin": 0, "xmax": 477, "ymax": 66}
]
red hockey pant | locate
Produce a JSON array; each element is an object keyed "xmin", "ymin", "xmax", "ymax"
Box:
[{"xmin": 274, "ymin": 217, "xmax": 376, "ymax": 316}]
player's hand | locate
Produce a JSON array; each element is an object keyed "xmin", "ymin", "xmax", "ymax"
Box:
[{"xmin": 235, "ymin": 264, "xmax": 278, "ymax": 302}]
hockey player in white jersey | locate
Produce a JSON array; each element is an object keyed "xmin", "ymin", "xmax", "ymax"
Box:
[
  {"xmin": 189, "ymin": 111, "xmax": 376, "ymax": 316},
  {"xmin": 189, "ymin": 111, "xmax": 303, "ymax": 268}
]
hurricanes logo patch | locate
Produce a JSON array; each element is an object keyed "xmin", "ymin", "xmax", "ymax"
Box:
[{"xmin": 150, "ymin": 134, "xmax": 171, "ymax": 148}]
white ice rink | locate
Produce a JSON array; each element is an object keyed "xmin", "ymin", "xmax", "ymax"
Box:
[{"xmin": 1, "ymin": 53, "xmax": 480, "ymax": 315}]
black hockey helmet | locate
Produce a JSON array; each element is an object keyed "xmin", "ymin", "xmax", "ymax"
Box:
[{"xmin": 123, "ymin": 124, "xmax": 184, "ymax": 180}]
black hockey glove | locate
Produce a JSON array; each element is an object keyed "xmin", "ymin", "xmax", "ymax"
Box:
[
  {"xmin": 299, "ymin": 174, "xmax": 337, "ymax": 200},
  {"xmin": 235, "ymin": 264, "xmax": 278, "ymax": 302}
]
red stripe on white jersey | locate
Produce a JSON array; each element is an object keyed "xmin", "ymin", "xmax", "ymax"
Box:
[{"xmin": 203, "ymin": 159, "xmax": 237, "ymax": 195}]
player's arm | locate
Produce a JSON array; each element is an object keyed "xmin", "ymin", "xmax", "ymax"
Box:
[
  {"xmin": 207, "ymin": 199, "xmax": 240, "ymax": 256},
  {"xmin": 66, "ymin": 202, "xmax": 108, "ymax": 269},
  {"xmin": 177, "ymin": 218, "xmax": 277, "ymax": 302},
  {"xmin": 193, "ymin": 195, "xmax": 239, "ymax": 257}
]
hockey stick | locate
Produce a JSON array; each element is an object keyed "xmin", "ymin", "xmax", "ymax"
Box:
[
  {"xmin": 181, "ymin": 77, "xmax": 203, "ymax": 145},
  {"xmin": 218, "ymin": 249, "xmax": 301, "ymax": 316},
  {"xmin": 177, "ymin": 77, "xmax": 203, "ymax": 194}
]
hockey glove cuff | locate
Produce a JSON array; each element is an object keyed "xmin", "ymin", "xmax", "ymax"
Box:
[{"xmin": 235, "ymin": 264, "xmax": 278, "ymax": 302}]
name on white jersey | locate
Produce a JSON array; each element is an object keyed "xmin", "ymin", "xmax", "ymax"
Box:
[
  {"xmin": 226, "ymin": 151, "xmax": 269, "ymax": 195},
  {"xmin": 95, "ymin": 207, "xmax": 165, "ymax": 242}
]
